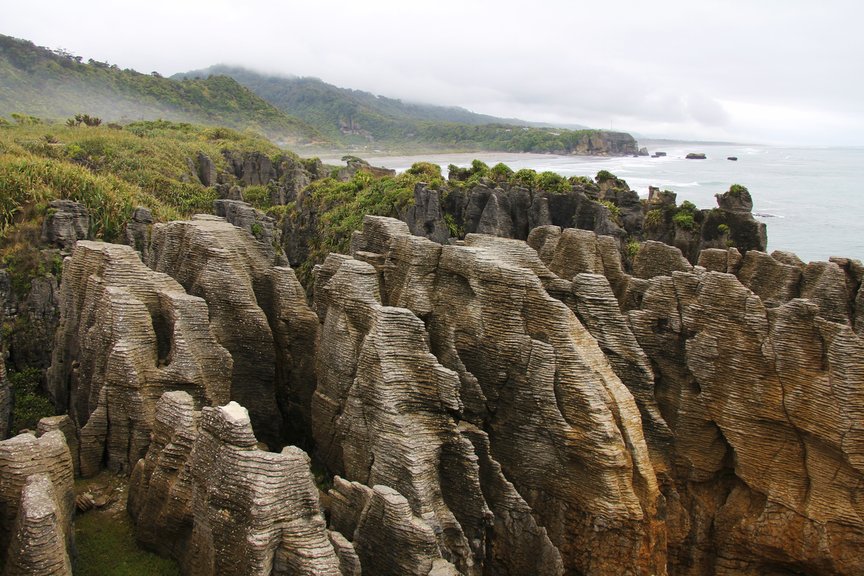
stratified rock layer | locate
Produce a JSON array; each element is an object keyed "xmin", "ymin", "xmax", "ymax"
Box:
[
  {"xmin": 128, "ymin": 393, "xmax": 345, "ymax": 576},
  {"xmin": 0, "ymin": 358, "xmax": 8, "ymax": 440},
  {"xmin": 40, "ymin": 200, "xmax": 89, "ymax": 252},
  {"xmin": 147, "ymin": 215, "xmax": 318, "ymax": 448},
  {"xmin": 2, "ymin": 473, "xmax": 72, "ymax": 576},
  {"xmin": 315, "ymin": 216, "xmax": 664, "ymax": 575},
  {"xmin": 629, "ymin": 271, "xmax": 864, "ymax": 575},
  {"xmin": 47, "ymin": 241, "xmax": 232, "ymax": 476},
  {"xmin": 0, "ymin": 431, "xmax": 74, "ymax": 572},
  {"xmin": 315, "ymin": 256, "xmax": 552, "ymax": 574}
]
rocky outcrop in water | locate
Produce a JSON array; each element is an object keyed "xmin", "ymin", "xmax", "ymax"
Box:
[
  {"xmin": 128, "ymin": 392, "xmax": 345, "ymax": 575},
  {"xmin": 644, "ymin": 185, "xmax": 767, "ymax": 262},
  {"xmin": 0, "ymin": 431, "xmax": 74, "ymax": 574},
  {"xmin": 46, "ymin": 241, "xmax": 232, "ymax": 476},
  {"xmin": 147, "ymin": 215, "xmax": 318, "ymax": 448}
]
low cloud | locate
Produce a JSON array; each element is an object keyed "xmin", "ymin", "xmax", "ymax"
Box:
[{"xmin": 3, "ymin": 0, "xmax": 862, "ymax": 145}]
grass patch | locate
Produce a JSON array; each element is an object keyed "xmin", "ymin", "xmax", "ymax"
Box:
[
  {"xmin": 74, "ymin": 474, "xmax": 180, "ymax": 576},
  {"xmin": 74, "ymin": 512, "xmax": 180, "ymax": 576},
  {"xmin": 8, "ymin": 367, "xmax": 54, "ymax": 433}
]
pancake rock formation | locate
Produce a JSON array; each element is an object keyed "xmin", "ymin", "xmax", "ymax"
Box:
[
  {"xmin": 147, "ymin": 214, "xmax": 318, "ymax": 448},
  {"xmin": 530, "ymin": 225, "xmax": 864, "ymax": 575},
  {"xmin": 0, "ymin": 431, "xmax": 74, "ymax": 575},
  {"xmin": 313, "ymin": 216, "xmax": 664, "ymax": 575},
  {"xmin": 46, "ymin": 241, "xmax": 232, "ymax": 476},
  {"xmin": 128, "ymin": 392, "xmax": 346, "ymax": 575}
]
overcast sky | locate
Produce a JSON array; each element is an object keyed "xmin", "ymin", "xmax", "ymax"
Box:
[{"xmin": 4, "ymin": 0, "xmax": 863, "ymax": 145}]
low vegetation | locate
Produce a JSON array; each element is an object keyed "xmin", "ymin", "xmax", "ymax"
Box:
[
  {"xmin": 0, "ymin": 34, "xmax": 322, "ymax": 144},
  {"xmin": 290, "ymin": 167, "xmax": 440, "ymax": 281},
  {"xmin": 8, "ymin": 367, "xmax": 54, "ymax": 434},
  {"xmin": 673, "ymin": 200, "xmax": 699, "ymax": 231},
  {"xmin": 74, "ymin": 473, "xmax": 180, "ymax": 576},
  {"xmin": 0, "ymin": 120, "xmax": 297, "ymax": 287}
]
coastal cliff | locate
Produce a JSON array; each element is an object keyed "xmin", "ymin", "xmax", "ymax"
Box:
[
  {"xmin": 0, "ymin": 126, "xmax": 861, "ymax": 574},
  {"xmin": 4, "ymin": 206, "xmax": 855, "ymax": 574}
]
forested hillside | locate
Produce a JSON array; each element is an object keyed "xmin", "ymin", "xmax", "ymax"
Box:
[{"xmin": 0, "ymin": 35, "xmax": 323, "ymax": 145}]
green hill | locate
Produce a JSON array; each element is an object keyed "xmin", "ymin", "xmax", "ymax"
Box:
[
  {"xmin": 0, "ymin": 35, "xmax": 323, "ymax": 145},
  {"xmin": 175, "ymin": 65, "xmax": 553, "ymax": 142},
  {"xmin": 174, "ymin": 66, "xmax": 630, "ymax": 154}
]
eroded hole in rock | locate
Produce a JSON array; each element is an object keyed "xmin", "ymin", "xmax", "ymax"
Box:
[{"xmin": 149, "ymin": 309, "xmax": 174, "ymax": 367}]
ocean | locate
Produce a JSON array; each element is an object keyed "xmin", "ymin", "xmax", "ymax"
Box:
[{"xmin": 346, "ymin": 142, "xmax": 864, "ymax": 263}]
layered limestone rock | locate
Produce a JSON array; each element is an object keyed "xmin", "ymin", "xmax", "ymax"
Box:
[
  {"xmin": 147, "ymin": 215, "xmax": 318, "ymax": 448},
  {"xmin": 732, "ymin": 250, "xmax": 861, "ymax": 328},
  {"xmin": 128, "ymin": 393, "xmax": 344, "ymax": 575},
  {"xmin": 520, "ymin": 225, "xmax": 864, "ymax": 574},
  {"xmin": 36, "ymin": 416, "xmax": 79, "ymax": 477},
  {"xmin": 526, "ymin": 225, "xmax": 633, "ymax": 300},
  {"xmin": 47, "ymin": 241, "xmax": 232, "ymax": 476},
  {"xmin": 0, "ymin": 358, "xmax": 8, "ymax": 440},
  {"xmin": 2, "ymin": 474, "xmax": 72, "ymax": 576},
  {"xmin": 212, "ymin": 200, "xmax": 283, "ymax": 262},
  {"xmin": 315, "ymin": 216, "xmax": 665, "ymax": 575},
  {"xmin": 329, "ymin": 479, "xmax": 460, "ymax": 576},
  {"xmin": 0, "ymin": 431, "xmax": 74, "ymax": 571},
  {"xmin": 40, "ymin": 200, "xmax": 89, "ymax": 252},
  {"xmin": 124, "ymin": 206, "xmax": 154, "ymax": 261},
  {"xmin": 464, "ymin": 233, "xmax": 673, "ymax": 469},
  {"xmin": 128, "ymin": 391, "xmax": 197, "ymax": 560},
  {"xmin": 626, "ymin": 269, "xmax": 864, "ymax": 575},
  {"xmin": 315, "ymin": 255, "xmax": 560, "ymax": 574},
  {"xmin": 632, "ymin": 240, "xmax": 693, "ymax": 280}
]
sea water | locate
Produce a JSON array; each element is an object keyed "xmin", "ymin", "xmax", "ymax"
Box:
[{"xmin": 352, "ymin": 142, "xmax": 864, "ymax": 263}]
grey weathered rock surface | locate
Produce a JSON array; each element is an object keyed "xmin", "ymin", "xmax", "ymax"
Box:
[
  {"xmin": 3, "ymin": 275, "xmax": 60, "ymax": 372},
  {"xmin": 404, "ymin": 183, "xmax": 450, "ymax": 244},
  {"xmin": 124, "ymin": 206, "xmax": 154, "ymax": 261},
  {"xmin": 0, "ymin": 431, "xmax": 74, "ymax": 571},
  {"xmin": 626, "ymin": 268, "xmax": 864, "ymax": 575},
  {"xmin": 36, "ymin": 416, "xmax": 79, "ymax": 477},
  {"xmin": 147, "ymin": 215, "xmax": 318, "ymax": 448},
  {"xmin": 2, "ymin": 473, "xmax": 72, "ymax": 576},
  {"xmin": 47, "ymin": 241, "xmax": 232, "ymax": 476},
  {"xmin": 40, "ymin": 200, "xmax": 89, "ymax": 252},
  {"xmin": 329, "ymin": 479, "xmax": 459, "ymax": 576},
  {"xmin": 319, "ymin": 216, "xmax": 664, "ymax": 575},
  {"xmin": 195, "ymin": 152, "xmax": 217, "ymax": 187},
  {"xmin": 0, "ymin": 358, "xmax": 8, "ymax": 440},
  {"xmin": 129, "ymin": 393, "xmax": 344, "ymax": 575},
  {"xmin": 212, "ymin": 199, "xmax": 283, "ymax": 262}
]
